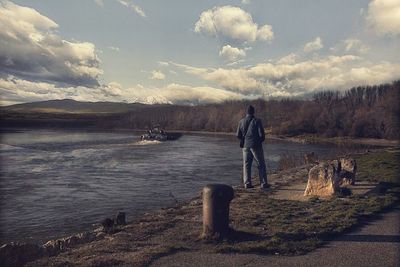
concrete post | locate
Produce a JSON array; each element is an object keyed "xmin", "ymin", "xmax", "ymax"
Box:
[{"xmin": 202, "ymin": 184, "xmax": 234, "ymax": 239}]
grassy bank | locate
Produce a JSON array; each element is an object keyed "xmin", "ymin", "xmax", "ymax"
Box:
[
  {"xmin": 269, "ymin": 134, "xmax": 400, "ymax": 147},
  {"xmin": 217, "ymin": 188, "xmax": 398, "ymax": 255},
  {"xmin": 354, "ymin": 149, "xmax": 400, "ymax": 183},
  {"xmin": 28, "ymin": 149, "xmax": 399, "ymax": 267}
]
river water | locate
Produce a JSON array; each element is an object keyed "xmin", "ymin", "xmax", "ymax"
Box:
[{"xmin": 0, "ymin": 128, "xmax": 338, "ymax": 244}]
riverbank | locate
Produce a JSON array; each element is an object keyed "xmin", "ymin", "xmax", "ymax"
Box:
[
  {"xmin": 2, "ymin": 148, "xmax": 398, "ymax": 267},
  {"xmin": 164, "ymin": 130, "xmax": 399, "ymax": 148},
  {"xmin": 267, "ymin": 134, "xmax": 400, "ymax": 147}
]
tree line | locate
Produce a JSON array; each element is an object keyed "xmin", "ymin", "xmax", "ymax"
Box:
[{"xmin": 104, "ymin": 81, "xmax": 399, "ymax": 139}]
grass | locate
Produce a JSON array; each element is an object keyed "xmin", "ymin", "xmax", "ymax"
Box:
[
  {"xmin": 354, "ymin": 149, "xmax": 400, "ymax": 184},
  {"xmin": 216, "ymin": 187, "xmax": 399, "ymax": 255},
  {"xmin": 214, "ymin": 149, "xmax": 400, "ymax": 255}
]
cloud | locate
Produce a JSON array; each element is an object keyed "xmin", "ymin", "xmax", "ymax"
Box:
[
  {"xmin": 3, "ymin": 53, "xmax": 399, "ymax": 105},
  {"xmin": 117, "ymin": 0, "xmax": 146, "ymax": 17},
  {"xmin": 94, "ymin": 0, "xmax": 104, "ymax": 7},
  {"xmin": 194, "ymin": 6, "xmax": 273, "ymax": 43},
  {"xmin": 127, "ymin": 83, "xmax": 245, "ymax": 105},
  {"xmin": 0, "ymin": 76, "xmax": 246, "ymax": 105},
  {"xmin": 0, "ymin": 76, "xmax": 108, "ymax": 105},
  {"xmin": 343, "ymin": 39, "xmax": 369, "ymax": 53},
  {"xmin": 219, "ymin": 45, "xmax": 246, "ymax": 61},
  {"xmin": 303, "ymin": 37, "xmax": 323, "ymax": 53},
  {"xmin": 330, "ymin": 38, "xmax": 369, "ymax": 54},
  {"xmin": 171, "ymin": 55, "xmax": 400, "ymax": 97},
  {"xmin": 102, "ymin": 81, "xmax": 123, "ymax": 96},
  {"xmin": 277, "ymin": 53, "xmax": 297, "ymax": 64},
  {"xmin": 108, "ymin": 46, "xmax": 120, "ymax": 52},
  {"xmin": 157, "ymin": 61, "xmax": 169, "ymax": 66},
  {"xmin": 226, "ymin": 59, "xmax": 245, "ymax": 66},
  {"xmin": 366, "ymin": 0, "xmax": 400, "ymax": 35},
  {"xmin": 150, "ymin": 70, "xmax": 166, "ymax": 80},
  {"xmin": 0, "ymin": 1, "xmax": 102, "ymax": 87},
  {"xmin": 241, "ymin": 0, "xmax": 251, "ymax": 4}
]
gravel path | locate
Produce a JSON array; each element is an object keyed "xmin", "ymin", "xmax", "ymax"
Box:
[{"xmin": 151, "ymin": 206, "xmax": 400, "ymax": 267}]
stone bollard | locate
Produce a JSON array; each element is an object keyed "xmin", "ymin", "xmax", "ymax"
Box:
[{"xmin": 202, "ymin": 184, "xmax": 234, "ymax": 239}]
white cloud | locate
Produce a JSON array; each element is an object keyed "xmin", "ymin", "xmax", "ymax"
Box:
[
  {"xmin": 0, "ymin": 1, "xmax": 102, "ymax": 87},
  {"xmin": 117, "ymin": 0, "xmax": 146, "ymax": 17},
  {"xmin": 0, "ymin": 74, "xmax": 248, "ymax": 105},
  {"xmin": 108, "ymin": 46, "xmax": 120, "ymax": 52},
  {"xmin": 303, "ymin": 37, "xmax": 323, "ymax": 53},
  {"xmin": 277, "ymin": 53, "xmax": 297, "ymax": 64},
  {"xmin": 157, "ymin": 61, "xmax": 169, "ymax": 66},
  {"xmin": 226, "ymin": 59, "xmax": 245, "ymax": 66},
  {"xmin": 164, "ymin": 83, "xmax": 244, "ymax": 104},
  {"xmin": 0, "ymin": 76, "xmax": 110, "ymax": 105},
  {"xmin": 2, "ymin": 53, "xmax": 399, "ymax": 105},
  {"xmin": 366, "ymin": 0, "xmax": 400, "ymax": 35},
  {"xmin": 219, "ymin": 45, "xmax": 246, "ymax": 61},
  {"xmin": 150, "ymin": 70, "xmax": 166, "ymax": 80},
  {"xmin": 171, "ymin": 55, "xmax": 400, "ymax": 97},
  {"xmin": 94, "ymin": 0, "xmax": 104, "ymax": 7},
  {"xmin": 194, "ymin": 6, "xmax": 273, "ymax": 43},
  {"xmin": 241, "ymin": 0, "xmax": 251, "ymax": 4},
  {"xmin": 256, "ymin": 25, "xmax": 274, "ymax": 41},
  {"xmin": 343, "ymin": 39, "xmax": 369, "ymax": 53},
  {"xmin": 127, "ymin": 83, "xmax": 245, "ymax": 105},
  {"xmin": 331, "ymin": 38, "xmax": 369, "ymax": 54},
  {"xmin": 103, "ymin": 82, "xmax": 123, "ymax": 96}
]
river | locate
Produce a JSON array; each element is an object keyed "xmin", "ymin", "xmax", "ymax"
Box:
[{"xmin": 0, "ymin": 128, "xmax": 339, "ymax": 244}]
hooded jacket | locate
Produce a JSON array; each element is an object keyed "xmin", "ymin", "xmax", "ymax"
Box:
[{"xmin": 236, "ymin": 114, "xmax": 265, "ymax": 148}]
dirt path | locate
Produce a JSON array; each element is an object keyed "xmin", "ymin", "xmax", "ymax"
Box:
[{"xmin": 151, "ymin": 206, "xmax": 400, "ymax": 267}]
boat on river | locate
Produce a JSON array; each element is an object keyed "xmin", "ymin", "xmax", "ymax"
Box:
[{"xmin": 140, "ymin": 125, "xmax": 182, "ymax": 141}]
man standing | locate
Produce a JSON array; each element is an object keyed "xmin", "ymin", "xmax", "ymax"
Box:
[{"xmin": 236, "ymin": 105, "xmax": 269, "ymax": 189}]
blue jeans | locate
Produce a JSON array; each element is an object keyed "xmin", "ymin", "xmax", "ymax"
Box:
[{"xmin": 243, "ymin": 146, "xmax": 267, "ymax": 186}]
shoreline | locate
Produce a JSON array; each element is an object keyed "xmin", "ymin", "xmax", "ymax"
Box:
[
  {"xmin": 2, "ymin": 126, "xmax": 398, "ymax": 147},
  {"xmin": 267, "ymin": 134, "xmax": 400, "ymax": 147}
]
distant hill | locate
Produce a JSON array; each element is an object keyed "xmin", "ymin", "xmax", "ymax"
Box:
[{"xmin": 0, "ymin": 99, "xmax": 147, "ymax": 114}]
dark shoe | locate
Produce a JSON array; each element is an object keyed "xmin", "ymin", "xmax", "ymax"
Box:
[
  {"xmin": 260, "ymin": 184, "xmax": 271, "ymax": 189},
  {"xmin": 244, "ymin": 184, "xmax": 254, "ymax": 189}
]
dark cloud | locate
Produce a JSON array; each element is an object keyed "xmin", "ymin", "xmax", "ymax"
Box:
[{"xmin": 0, "ymin": 1, "xmax": 102, "ymax": 88}]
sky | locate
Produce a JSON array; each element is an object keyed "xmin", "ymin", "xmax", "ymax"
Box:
[{"xmin": 0, "ymin": 0, "xmax": 399, "ymax": 105}]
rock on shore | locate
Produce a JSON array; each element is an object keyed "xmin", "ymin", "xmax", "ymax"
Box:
[
  {"xmin": 304, "ymin": 157, "xmax": 357, "ymax": 197},
  {"xmin": 304, "ymin": 160, "xmax": 341, "ymax": 196}
]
